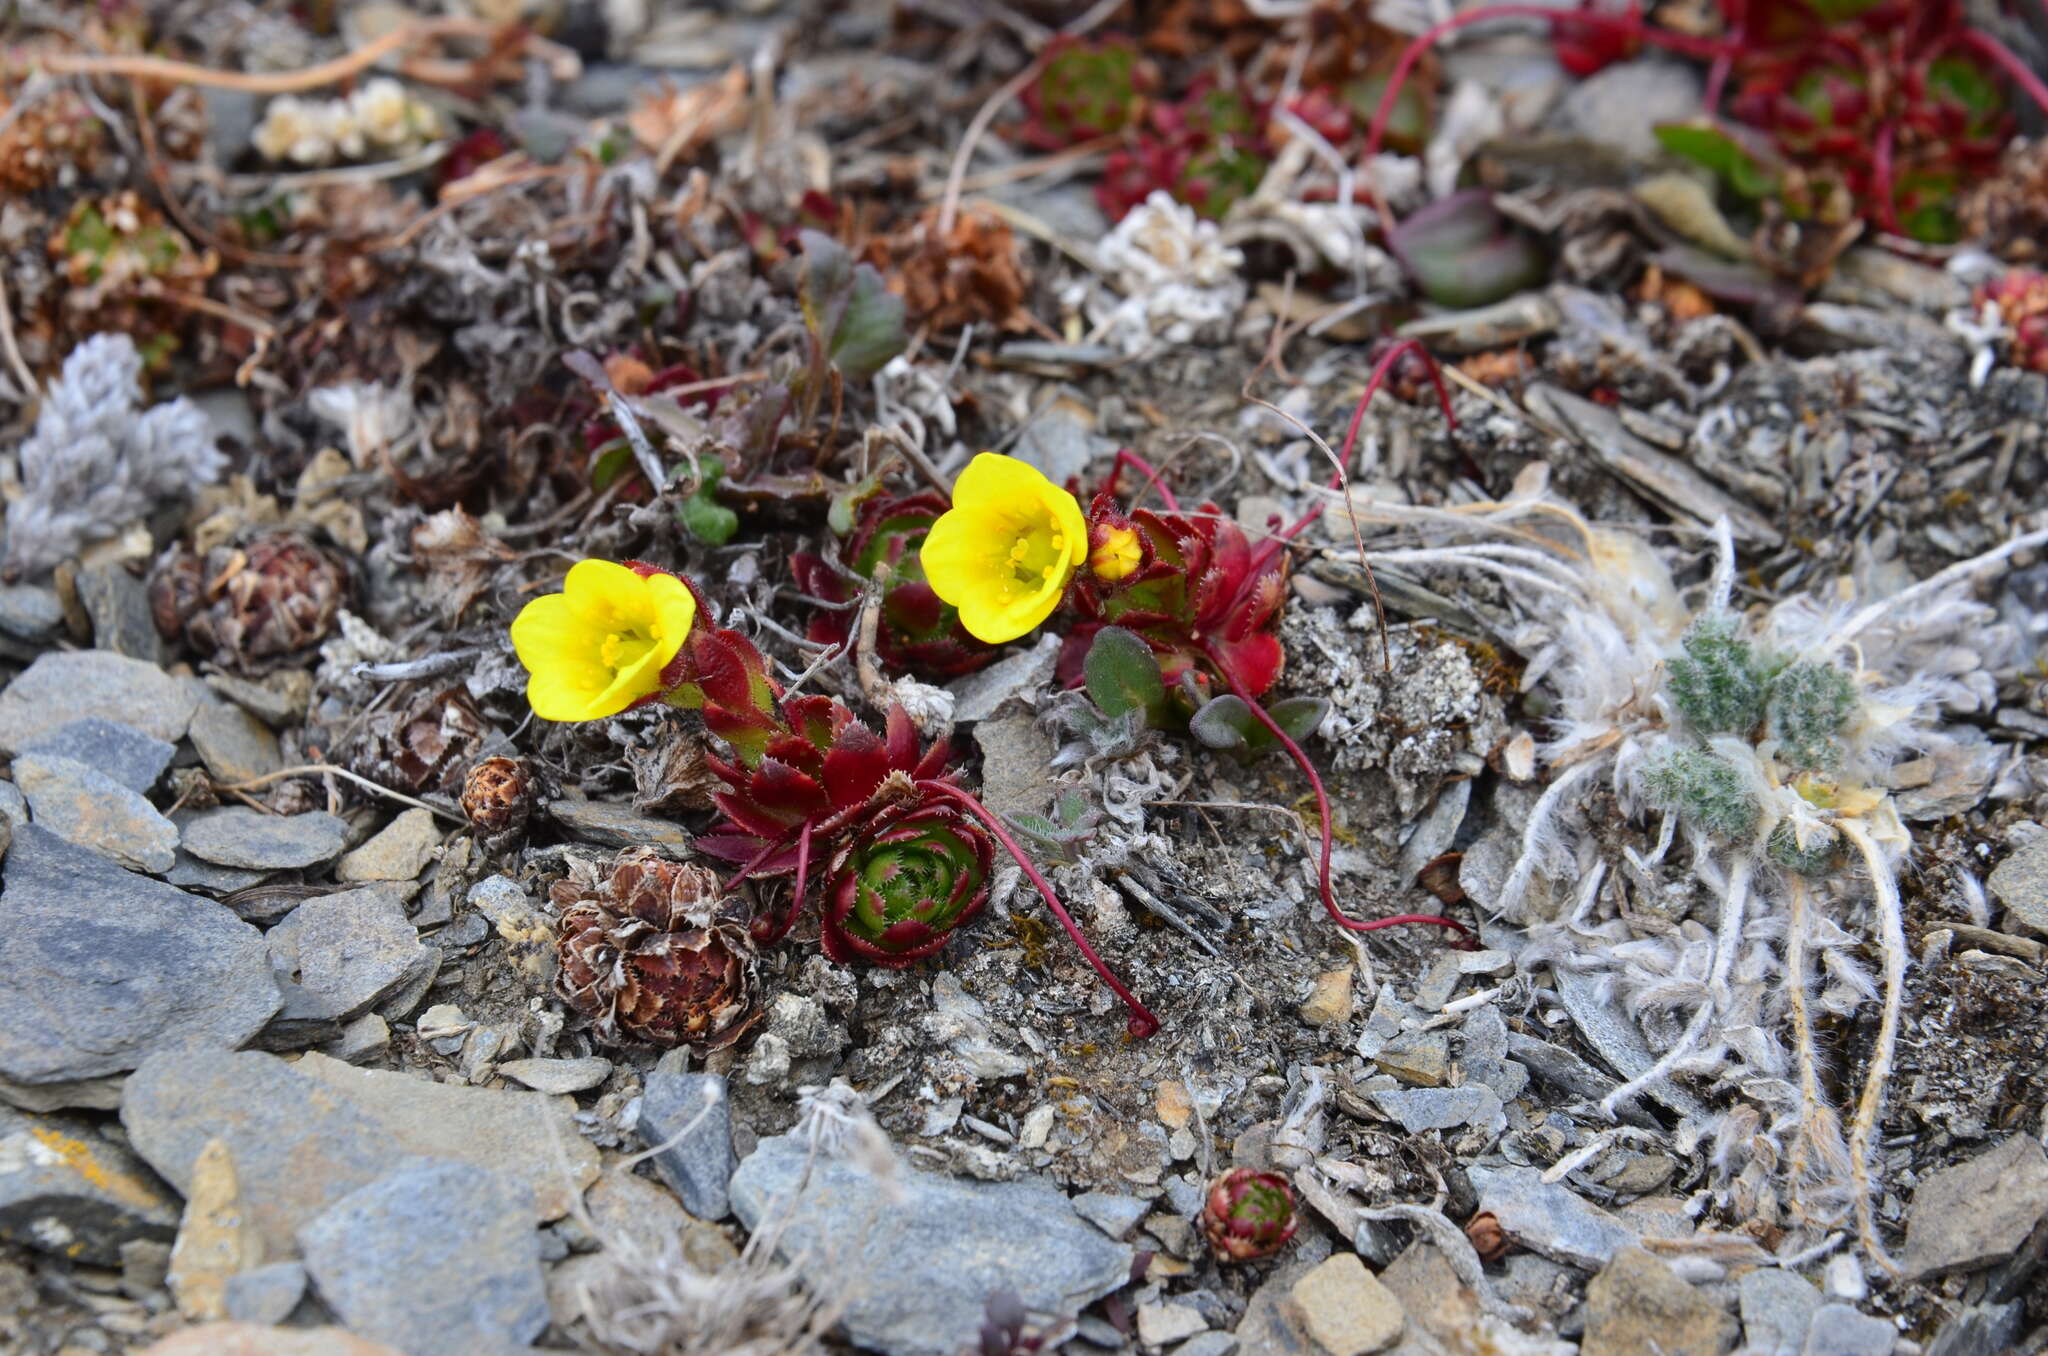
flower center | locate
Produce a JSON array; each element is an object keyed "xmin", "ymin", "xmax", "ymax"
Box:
[
  {"xmin": 588, "ymin": 616, "xmax": 663, "ymax": 689},
  {"xmin": 1004, "ymin": 522, "xmax": 1066, "ymax": 594}
]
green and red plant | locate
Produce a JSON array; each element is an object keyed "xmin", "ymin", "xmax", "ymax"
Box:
[
  {"xmin": 1017, "ymin": 35, "xmax": 1151, "ymax": 151},
  {"xmin": 1201, "ymin": 1168, "xmax": 1299, "ymax": 1262}
]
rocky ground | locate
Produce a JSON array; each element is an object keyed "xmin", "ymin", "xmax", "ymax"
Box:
[{"xmin": 4, "ymin": 1, "xmax": 2048, "ymax": 1355}]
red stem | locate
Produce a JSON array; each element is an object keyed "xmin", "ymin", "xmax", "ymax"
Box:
[
  {"xmin": 1198, "ymin": 642, "xmax": 1474, "ymax": 947},
  {"xmin": 1871, "ymin": 120, "xmax": 1901, "ymax": 237},
  {"xmin": 733, "ymin": 828, "xmax": 803, "ymax": 944},
  {"xmin": 1364, "ymin": 5, "xmax": 1738, "ymax": 164},
  {"xmin": 1107, "ymin": 448, "xmax": 1182, "ymax": 512},
  {"xmin": 917, "ymin": 778, "xmax": 1162, "ymax": 1039},
  {"xmin": 1956, "ymin": 28, "xmax": 2048, "ymax": 120}
]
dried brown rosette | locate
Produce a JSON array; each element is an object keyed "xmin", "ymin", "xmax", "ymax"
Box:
[
  {"xmin": 551, "ymin": 848, "xmax": 759, "ymax": 1049},
  {"xmin": 150, "ymin": 531, "xmax": 349, "ymax": 671},
  {"xmin": 462, "ymin": 756, "xmax": 533, "ymax": 841}
]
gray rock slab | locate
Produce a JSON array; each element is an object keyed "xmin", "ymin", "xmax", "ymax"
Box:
[
  {"xmin": 973, "ymin": 714, "xmax": 1057, "ymax": 820},
  {"xmin": 163, "ymin": 852, "xmax": 271, "ymax": 897},
  {"xmin": 121, "ymin": 1049, "xmax": 596, "ymax": 1260},
  {"xmin": 548, "ymin": 796, "xmax": 693, "ymax": 848},
  {"xmin": 1925, "ymin": 1302, "xmax": 2024, "ymax": 1356},
  {"xmin": 1741, "ymin": 1268, "xmax": 1824, "ymax": 1356},
  {"xmin": 187, "ymin": 697, "xmax": 283, "ymax": 784},
  {"xmin": 0, "ymin": 780, "xmax": 26, "ymax": 828},
  {"xmin": 0, "ymin": 1105, "xmax": 180, "ymax": 1265},
  {"xmin": 0, "ymin": 650, "xmax": 200, "ymax": 752},
  {"xmin": 731, "ymin": 1132, "xmax": 1133, "ymax": 1356},
  {"xmin": 947, "ymin": 633, "xmax": 1060, "ymax": 723},
  {"xmin": 334, "ymin": 809, "xmax": 441, "ymax": 883},
  {"xmin": 1370, "ymin": 1085, "xmax": 1504, "ymax": 1136},
  {"xmin": 223, "ymin": 1260, "xmax": 307, "ymax": 1325},
  {"xmin": 260, "ymin": 887, "xmax": 437, "ymax": 1046},
  {"xmin": 18, "ymin": 719, "xmax": 174, "ymax": 794},
  {"xmin": 639, "ymin": 1072, "xmax": 737, "ymax": 1220},
  {"xmin": 181, "ymin": 807, "xmax": 349, "ymax": 871},
  {"xmin": 1072, "ymin": 1190, "xmax": 1154, "ymax": 1241},
  {"xmin": 75, "ymin": 562, "xmax": 163, "ymax": 663},
  {"xmin": 1468, "ymin": 1164, "xmax": 1638, "ymax": 1270},
  {"xmin": 0, "ymin": 826, "xmax": 279, "ymax": 1090},
  {"xmin": 1553, "ymin": 968, "xmax": 1709, "ymax": 1119},
  {"xmin": 496, "ymin": 1057, "xmax": 610, "ymax": 1095},
  {"xmin": 1801, "ymin": 1304, "xmax": 1896, "ymax": 1356},
  {"xmin": 1986, "ymin": 828, "xmax": 2048, "ymax": 936},
  {"xmin": 204, "ymin": 670, "xmax": 312, "ymax": 729},
  {"xmin": 14, "ymin": 750, "xmax": 179, "ymax": 873},
  {"xmin": 1901, "ymin": 1134, "xmax": 2048, "ymax": 1279},
  {"xmin": 298, "ymin": 1158, "xmax": 547, "ymax": 1354},
  {"xmin": 0, "ymin": 585, "xmax": 64, "ymax": 646}
]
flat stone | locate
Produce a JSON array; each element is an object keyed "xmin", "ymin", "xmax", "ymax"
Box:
[
  {"xmin": 1901, "ymin": 1134, "xmax": 2048, "ymax": 1279},
  {"xmin": 973, "ymin": 714, "xmax": 1057, "ymax": 820},
  {"xmin": 1925, "ymin": 1302, "xmax": 2024, "ymax": 1356},
  {"xmin": 290, "ymin": 1052, "xmax": 596, "ymax": 1222},
  {"xmin": 0, "ymin": 779, "xmax": 26, "ymax": 827},
  {"xmin": 18, "ymin": 718, "xmax": 174, "ymax": 794},
  {"xmin": 188, "ymin": 698, "xmax": 283, "ymax": 784},
  {"xmin": 1468, "ymin": 1164, "xmax": 1638, "ymax": 1270},
  {"xmin": 948, "ymin": 632, "xmax": 1060, "ymax": 723},
  {"xmin": 120, "ymin": 1049, "xmax": 597, "ymax": 1259},
  {"xmin": 0, "ymin": 584, "xmax": 65, "ymax": 645},
  {"xmin": 1174, "ymin": 1334, "xmax": 1240, "ymax": 1356},
  {"xmin": 223, "ymin": 1260, "xmax": 307, "ymax": 1325},
  {"xmin": 1583, "ymin": 1248, "xmax": 1738, "ymax": 1356},
  {"xmin": 1560, "ymin": 58, "xmax": 1704, "ymax": 160},
  {"xmin": 639, "ymin": 1071, "xmax": 737, "ymax": 1220},
  {"xmin": 164, "ymin": 852, "xmax": 270, "ymax": 895},
  {"xmin": 0, "ymin": 1104, "xmax": 179, "ymax": 1265},
  {"xmin": 0, "ymin": 650, "xmax": 200, "ymax": 752},
  {"xmin": 14, "ymin": 750, "xmax": 179, "ymax": 872},
  {"xmin": 1072, "ymin": 1190, "xmax": 1153, "ymax": 1240},
  {"xmin": 205, "ymin": 671, "xmax": 313, "ymax": 729},
  {"xmin": 334, "ymin": 808, "xmax": 442, "ymax": 882},
  {"xmin": 1373, "ymin": 1031, "xmax": 1449, "ymax": 1087},
  {"xmin": 0, "ymin": 826, "xmax": 279, "ymax": 1092},
  {"xmin": 318, "ymin": 1013, "xmax": 391, "ymax": 1066},
  {"xmin": 1370, "ymin": 1085, "xmax": 1504, "ymax": 1135},
  {"xmin": 1740, "ymin": 1267, "xmax": 1823, "ymax": 1356},
  {"xmin": 298, "ymin": 1157, "xmax": 548, "ymax": 1355},
  {"xmin": 1137, "ymin": 1300, "xmax": 1209, "ymax": 1346},
  {"xmin": 0, "ymin": 1070, "xmax": 125, "ymax": 1114},
  {"xmin": 1553, "ymin": 968, "xmax": 1709, "ymax": 1118},
  {"xmin": 549, "ymin": 796, "xmax": 693, "ymax": 848},
  {"xmin": 167, "ymin": 1138, "xmax": 263, "ymax": 1321},
  {"xmin": 1800, "ymin": 1303, "xmax": 1896, "ymax": 1356},
  {"xmin": 136, "ymin": 1323, "xmax": 402, "ymax": 1355},
  {"xmin": 466, "ymin": 874, "xmax": 534, "ymax": 925},
  {"xmin": 260, "ymin": 887, "xmax": 436, "ymax": 1046},
  {"xmin": 497, "ymin": 1056, "xmax": 610, "ymax": 1094},
  {"xmin": 1459, "ymin": 1005, "xmax": 1529, "ymax": 1101},
  {"xmin": 1986, "ymin": 828, "xmax": 2048, "ymax": 936},
  {"xmin": 583, "ymin": 1163, "xmax": 737, "ymax": 1273},
  {"xmin": 76, "ymin": 561, "xmax": 163, "ymax": 663},
  {"xmin": 1288, "ymin": 1252, "xmax": 1405, "ymax": 1355},
  {"xmin": 1299, "ymin": 969, "xmax": 1355, "ymax": 1026},
  {"xmin": 730, "ymin": 1132, "xmax": 1133, "ymax": 1356},
  {"xmin": 182, "ymin": 807, "xmax": 349, "ymax": 871}
]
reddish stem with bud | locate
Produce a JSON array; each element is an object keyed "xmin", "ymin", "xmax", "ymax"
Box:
[
  {"xmin": 917, "ymin": 778, "xmax": 1162, "ymax": 1039},
  {"xmin": 1106, "ymin": 448, "xmax": 1182, "ymax": 512},
  {"xmin": 1199, "ymin": 642, "xmax": 1473, "ymax": 946}
]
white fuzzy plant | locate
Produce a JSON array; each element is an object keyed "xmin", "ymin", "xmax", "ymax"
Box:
[
  {"xmin": 3, "ymin": 333, "xmax": 223, "ymax": 578},
  {"xmin": 1329, "ymin": 474, "xmax": 2048, "ymax": 1273}
]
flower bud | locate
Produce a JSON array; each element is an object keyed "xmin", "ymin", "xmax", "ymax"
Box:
[{"xmin": 462, "ymin": 756, "xmax": 533, "ymax": 840}]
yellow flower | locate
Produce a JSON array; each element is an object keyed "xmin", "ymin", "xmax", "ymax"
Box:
[
  {"xmin": 1088, "ymin": 524, "xmax": 1142, "ymax": 581},
  {"xmin": 920, "ymin": 453, "xmax": 1087, "ymax": 643},
  {"xmin": 510, "ymin": 560, "xmax": 696, "ymax": 721}
]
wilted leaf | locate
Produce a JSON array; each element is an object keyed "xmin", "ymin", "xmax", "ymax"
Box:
[{"xmin": 798, "ymin": 230, "xmax": 909, "ymax": 384}]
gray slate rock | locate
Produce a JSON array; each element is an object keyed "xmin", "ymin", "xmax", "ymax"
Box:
[
  {"xmin": 1901, "ymin": 1134, "xmax": 2048, "ymax": 1279},
  {"xmin": 260, "ymin": 886, "xmax": 437, "ymax": 1046},
  {"xmin": 0, "ymin": 1105, "xmax": 179, "ymax": 1265},
  {"xmin": 298, "ymin": 1158, "xmax": 547, "ymax": 1354},
  {"xmin": 1553, "ymin": 968, "xmax": 1709, "ymax": 1118},
  {"xmin": 14, "ymin": 750, "xmax": 179, "ymax": 873},
  {"xmin": 75, "ymin": 562, "xmax": 163, "ymax": 663},
  {"xmin": 1801, "ymin": 1303, "xmax": 1895, "ymax": 1356},
  {"xmin": 164, "ymin": 852, "xmax": 271, "ymax": 898},
  {"xmin": 204, "ymin": 670, "xmax": 311, "ymax": 729},
  {"xmin": 181, "ymin": 807, "xmax": 349, "ymax": 871},
  {"xmin": 19, "ymin": 719, "xmax": 174, "ymax": 794},
  {"xmin": 121, "ymin": 1049, "xmax": 597, "ymax": 1259},
  {"xmin": 1986, "ymin": 828, "xmax": 2048, "ymax": 936},
  {"xmin": 1370, "ymin": 1085, "xmax": 1504, "ymax": 1136},
  {"xmin": 1072, "ymin": 1191, "xmax": 1153, "ymax": 1240},
  {"xmin": 639, "ymin": 1071, "xmax": 737, "ymax": 1219},
  {"xmin": 731, "ymin": 1132, "xmax": 1133, "ymax": 1356},
  {"xmin": 334, "ymin": 809, "xmax": 442, "ymax": 882},
  {"xmin": 1740, "ymin": 1268, "xmax": 1823, "ymax": 1356},
  {"xmin": 1460, "ymin": 1004, "xmax": 1529, "ymax": 1101},
  {"xmin": 0, "ymin": 826, "xmax": 279, "ymax": 1090},
  {"xmin": 186, "ymin": 697, "xmax": 283, "ymax": 784},
  {"xmin": 549, "ymin": 796, "xmax": 693, "ymax": 848},
  {"xmin": 497, "ymin": 1057, "xmax": 610, "ymax": 1094},
  {"xmin": 0, "ymin": 585, "xmax": 65, "ymax": 646},
  {"xmin": 0, "ymin": 780, "xmax": 27, "ymax": 828},
  {"xmin": 1560, "ymin": 59, "xmax": 1704, "ymax": 161},
  {"xmin": 1925, "ymin": 1302, "xmax": 2024, "ymax": 1356},
  {"xmin": 0, "ymin": 650, "xmax": 200, "ymax": 752},
  {"xmin": 223, "ymin": 1260, "xmax": 307, "ymax": 1325},
  {"xmin": 1468, "ymin": 1164, "xmax": 1637, "ymax": 1270}
]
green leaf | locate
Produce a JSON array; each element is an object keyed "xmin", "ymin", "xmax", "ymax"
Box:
[
  {"xmin": 588, "ymin": 440, "xmax": 635, "ymax": 492},
  {"xmin": 1189, "ymin": 694, "xmax": 1327, "ymax": 756},
  {"xmin": 830, "ymin": 265, "xmax": 908, "ymax": 383},
  {"xmin": 1654, "ymin": 124, "xmax": 1777, "ymax": 199},
  {"xmin": 1266, "ymin": 696, "xmax": 1329, "ymax": 746},
  {"xmin": 1189, "ymin": 695, "xmax": 1253, "ymax": 751},
  {"xmin": 677, "ymin": 461, "xmax": 739, "ymax": 545},
  {"xmin": 1084, "ymin": 627, "xmax": 1166, "ymax": 726}
]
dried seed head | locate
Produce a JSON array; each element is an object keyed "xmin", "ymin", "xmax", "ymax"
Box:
[
  {"xmin": 1201, "ymin": 1168, "xmax": 1298, "ymax": 1262},
  {"xmin": 552, "ymin": 849, "xmax": 759, "ymax": 1049},
  {"xmin": 151, "ymin": 533, "xmax": 349, "ymax": 672},
  {"xmin": 462, "ymin": 757, "xmax": 533, "ymax": 839}
]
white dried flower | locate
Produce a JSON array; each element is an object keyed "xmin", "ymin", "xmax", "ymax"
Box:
[
  {"xmin": 350, "ymin": 78, "xmax": 438, "ymax": 150},
  {"xmin": 3, "ymin": 334, "xmax": 223, "ymax": 577},
  {"xmin": 1088, "ymin": 192, "xmax": 1249, "ymax": 353},
  {"xmin": 252, "ymin": 95, "xmax": 333, "ymax": 165}
]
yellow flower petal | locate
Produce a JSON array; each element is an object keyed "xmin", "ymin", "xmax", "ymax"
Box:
[
  {"xmin": 509, "ymin": 560, "xmax": 698, "ymax": 722},
  {"xmin": 919, "ymin": 454, "xmax": 1086, "ymax": 644}
]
